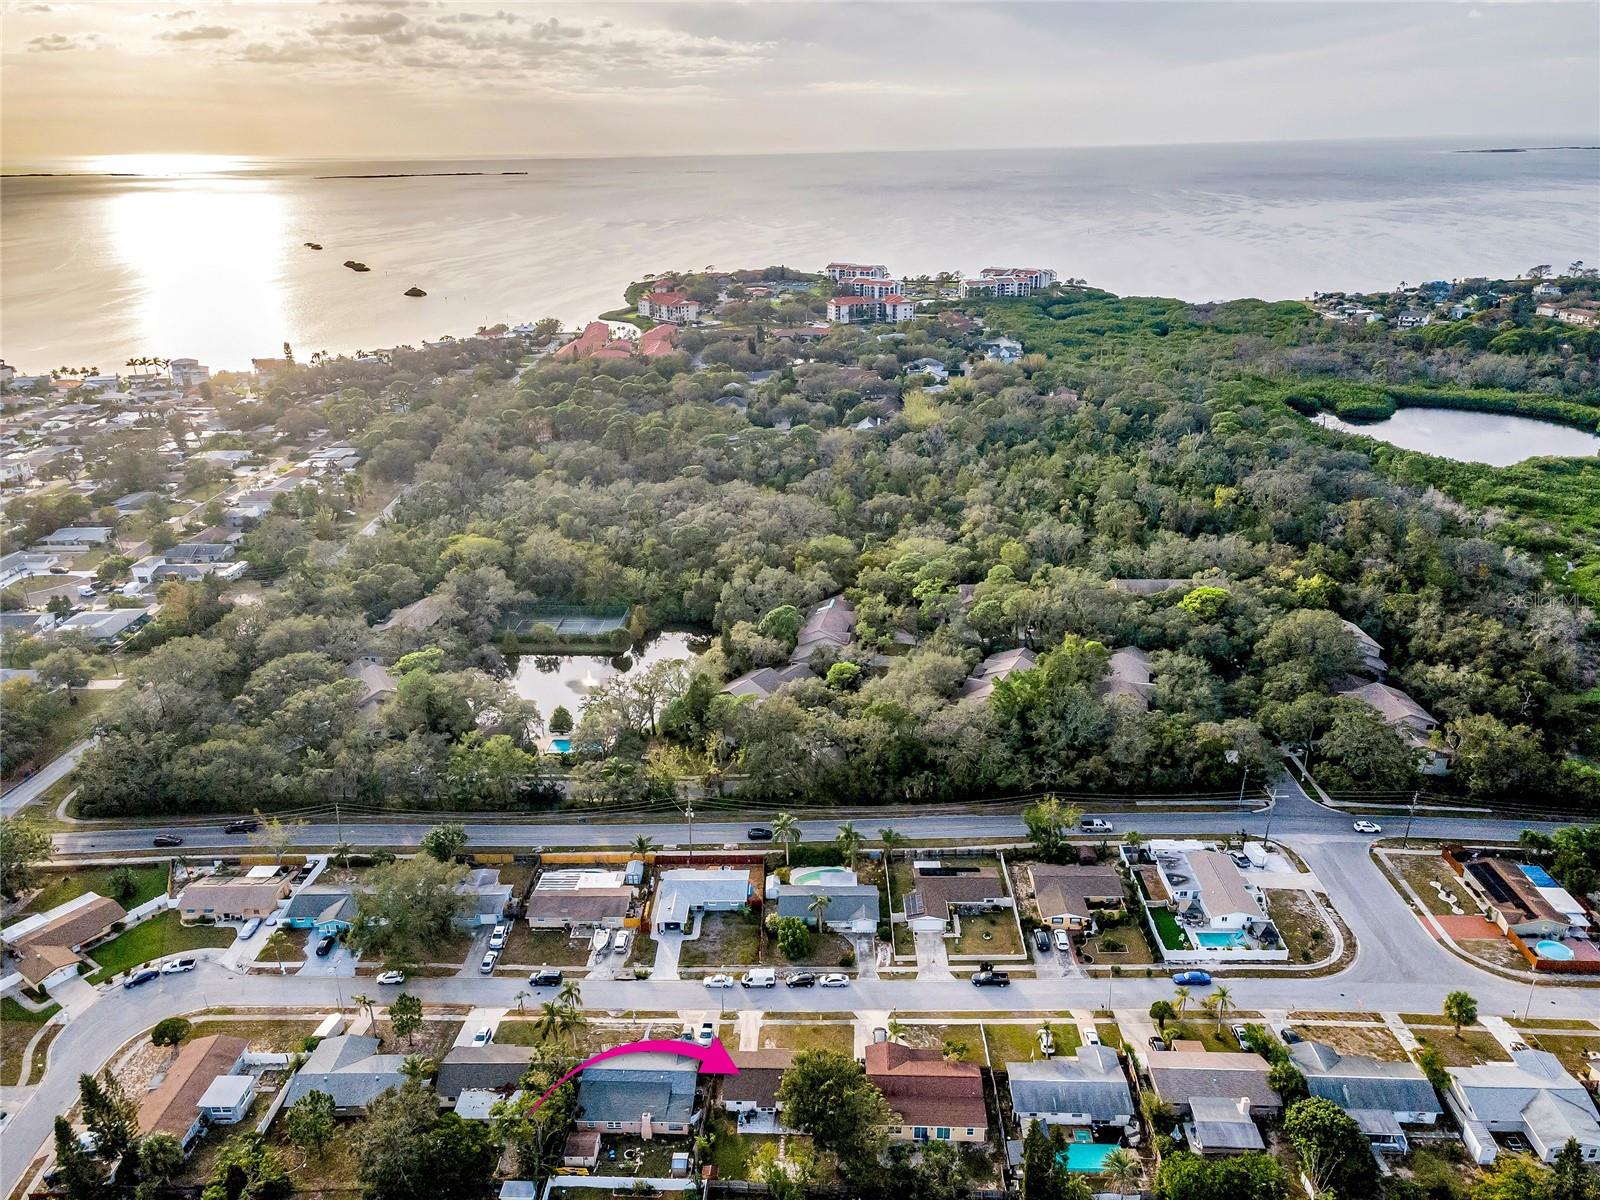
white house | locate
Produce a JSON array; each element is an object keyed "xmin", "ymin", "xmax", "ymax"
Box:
[
  {"xmin": 826, "ymin": 296, "xmax": 915, "ymax": 325},
  {"xmin": 1446, "ymin": 1049, "xmax": 1600, "ymax": 1165},
  {"xmin": 825, "ymin": 262, "xmax": 889, "ymax": 283},
  {"xmin": 196, "ymin": 1074, "xmax": 255, "ymax": 1126},
  {"xmin": 637, "ymin": 292, "xmax": 701, "ymax": 324},
  {"xmin": 652, "ymin": 867, "xmax": 754, "ymax": 933}
]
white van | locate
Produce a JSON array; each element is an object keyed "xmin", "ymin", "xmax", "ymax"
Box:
[
  {"xmin": 76, "ymin": 584, "xmax": 96, "ymax": 599},
  {"xmin": 740, "ymin": 968, "xmax": 776, "ymax": 989}
]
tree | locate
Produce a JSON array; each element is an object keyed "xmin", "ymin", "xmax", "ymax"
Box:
[
  {"xmin": 0, "ymin": 818, "xmax": 52, "ymax": 900},
  {"xmin": 250, "ymin": 814, "xmax": 304, "ymax": 865},
  {"xmin": 548, "ymin": 704, "xmax": 574, "ymax": 735},
  {"xmin": 630, "ymin": 833, "xmax": 658, "ymax": 858},
  {"xmin": 150, "ymin": 1017, "xmax": 192, "ymax": 1046},
  {"xmin": 420, "ymin": 821, "xmax": 469, "ymax": 863},
  {"xmin": 53, "ymin": 1115, "xmax": 106, "ymax": 1200},
  {"xmin": 908, "ymin": 1138, "xmax": 971, "ymax": 1200},
  {"xmin": 1550, "ymin": 1138, "xmax": 1598, "ymax": 1200},
  {"xmin": 356, "ymin": 1079, "xmax": 496, "ymax": 1200},
  {"xmin": 493, "ymin": 1043, "xmax": 579, "ymax": 1182},
  {"xmin": 284, "ymin": 1090, "xmax": 336, "ymax": 1162},
  {"xmin": 835, "ymin": 821, "xmax": 862, "ymax": 867},
  {"xmin": 138, "ymin": 1131, "xmax": 185, "ymax": 1183},
  {"xmin": 1153, "ymin": 1151, "xmax": 1287, "ymax": 1200},
  {"xmin": 1023, "ymin": 797, "xmax": 1083, "ymax": 862},
  {"xmin": 773, "ymin": 915, "xmax": 813, "ymax": 959},
  {"xmin": 807, "ymin": 891, "xmax": 833, "ymax": 930},
  {"xmin": 389, "ymin": 992, "xmax": 423, "ymax": 1047},
  {"xmin": 79, "ymin": 1069, "xmax": 139, "ymax": 1165},
  {"xmin": 1284, "ymin": 1096, "xmax": 1377, "ymax": 1200},
  {"xmin": 1416, "ymin": 1043, "xmax": 1450, "ymax": 1093},
  {"xmin": 772, "ymin": 811, "xmax": 802, "ymax": 865},
  {"xmin": 1444, "ymin": 990, "xmax": 1478, "ymax": 1036},
  {"xmin": 1021, "ymin": 1118, "xmax": 1082, "ymax": 1200},
  {"xmin": 36, "ymin": 648, "xmax": 91, "ymax": 691},
  {"xmin": 1173, "ymin": 984, "xmax": 1190, "ymax": 1017},
  {"xmin": 202, "ymin": 1132, "xmax": 292, "ymax": 1200},
  {"xmin": 1472, "ymin": 1153, "xmax": 1556, "ymax": 1200},
  {"xmin": 1101, "ymin": 1147, "xmax": 1142, "ymax": 1200},
  {"xmin": 776, "ymin": 1049, "xmax": 891, "ymax": 1166},
  {"xmin": 1210, "ymin": 983, "xmax": 1233, "ymax": 1032},
  {"xmin": 106, "ymin": 865, "xmax": 140, "ymax": 903},
  {"xmin": 349, "ymin": 855, "xmax": 470, "ymax": 968},
  {"xmin": 263, "ymin": 928, "xmax": 297, "ymax": 974},
  {"xmin": 1148, "ymin": 999, "xmax": 1176, "ymax": 1034}
]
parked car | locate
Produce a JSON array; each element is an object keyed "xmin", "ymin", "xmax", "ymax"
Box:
[
  {"xmin": 239, "ymin": 917, "xmax": 261, "ymax": 939},
  {"xmin": 376, "ymin": 970, "xmax": 406, "ymax": 985},
  {"xmin": 488, "ymin": 924, "xmax": 509, "ymax": 951},
  {"xmin": 160, "ymin": 958, "xmax": 196, "ymax": 974},
  {"xmin": 529, "ymin": 969, "xmax": 563, "ymax": 988},
  {"xmin": 1231, "ymin": 1023, "xmax": 1253, "ymax": 1050},
  {"xmin": 479, "ymin": 950, "xmax": 499, "ymax": 974},
  {"xmin": 1353, "ymin": 820, "xmax": 1383, "ymax": 834},
  {"xmin": 818, "ymin": 973, "xmax": 849, "ymax": 987},
  {"xmin": 1172, "ymin": 970, "xmax": 1212, "ymax": 987},
  {"xmin": 1052, "ymin": 928, "xmax": 1073, "ymax": 952},
  {"xmin": 1148, "ymin": 1035, "xmax": 1168, "ymax": 1053},
  {"xmin": 971, "ymin": 969, "xmax": 1011, "ymax": 987},
  {"xmin": 223, "ymin": 819, "xmax": 260, "ymax": 834},
  {"xmin": 696, "ymin": 1021, "xmax": 716, "ymax": 1046},
  {"xmin": 1080, "ymin": 817, "xmax": 1114, "ymax": 833},
  {"xmin": 1038, "ymin": 1027, "xmax": 1056, "ymax": 1056},
  {"xmin": 1228, "ymin": 850, "xmax": 1252, "ymax": 869},
  {"xmin": 747, "ymin": 826, "xmax": 774, "ymax": 841},
  {"xmin": 1033, "ymin": 928, "xmax": 1051, "ymax": 953},
  {"xmin": 1083, "ymin": 1028, "xmax": 1101, "ymax": 1045},
  {"xmin": 612, "ymin": 930, "xmax": 631, "ymax": 956},
  {"xmin": 589, "ymin": 928, "xmax": 611, "ymax": 954},
  {"xmin": 470, "ymin": 1025, "xmax": 493, "ymax": 1047},
  {"xmin": 153, "ymin": 834, "xmax": 184, "ymax": 848},
  {"xmin": 785, "ymin": 971, "xmax": 817, "ymax": 988},
  {"xmin": 1278, "ymin": 1025, "xmax": 1303, "ymax": 1044},
  {"xmin": 740, "ymin": 969, "xmax": 777, "ymax": 988},
  {"xmin": 704, "ymin": 974, "xmax": 735, "ymax": 989},
  {"xmin": 315, "ymin": 935, "xmax": 338, "ymax": 957},
  {"xmin": 124, "ymin": 969, "xmax": 159, "ymax": 989}
]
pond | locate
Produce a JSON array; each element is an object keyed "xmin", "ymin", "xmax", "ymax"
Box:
[
  {"xmin": 1312, "ymin": 407, "xmax": 1600, "ymax": 467},
  {"xmin": 508, "ymin": 628, "xmax": 711, "ymax": 720}
]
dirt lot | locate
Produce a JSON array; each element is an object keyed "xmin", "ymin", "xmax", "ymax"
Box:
[
  {"xmin": 680, "ymin": 912, "xmax": 763, "ymax": 968},
  {"xmin": 1408, "ymin": 1027, "xmax": 1511, "ymax": 1068},
  {"xmin": 1295, "ymin": 1022, "xmax": 1408, "ymax": 1061}
]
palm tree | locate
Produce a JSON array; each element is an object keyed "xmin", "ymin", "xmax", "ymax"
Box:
[
  {"xmin": 1174, "ymin": 985, "xmax": 1190, "ymax": 1018},
  {"xmin": 533, "ymin": 1000, "xmax": 566, "ymax": 1044},
  {"xmin": 558, "ymin": 979, "xmax": 583, "ymax": 1011},
  {"xmin": 399, "ymin": 1055, "xmax": 433, "ymax": 1081},
  {"xmin": 886, "ymin": 1017, "xmax": 906, "ymax": 1043},
  {"xmin": 630, "ymin": 834, "xmax": 658, "ymax": 859},
  {"xmin": 878, "ymin": 826, "xmax": 906, "ymax": 914},
  {"xmin": 1211, "ymin": 984, "xmax": 1233, "ymax": 1033},
  {"xmin": 835, "ymin": 822, "xmax": 862, "ymax": 869},
  {"xmin": 351, "ymin": 993, "xmax": 376, "ymax": 1033},
  {"xmin": 772, "ymin": 812, "xmax": 801, "ymax": 866},
  {"xmin": 1100, "ymin": 1147, "xmax": 1141, "ymax": 1199},
  {"xmin": 512, "ymin": 990, "xmax": 529, "ymax": 1017},
  {"xmin": 807, "ymin": 892, "xmax": 832, "ymax": 931}
]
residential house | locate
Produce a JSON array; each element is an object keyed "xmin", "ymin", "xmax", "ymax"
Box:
[
  {"xmin": 1540, "ymin": 300, "xmax": 1600, "ymax": 327},
  {"xmin": 2, "ymin": 893, "xmax": 128, "ymax": 990},
  {"xmin": 721, "ymin": 1048, "xmax": 796, "ymax": 1130},
  {"xmin": 1458, "ymin": 857, "xmax": 1591, "ymax": 940},
  {"xmin": 1007, "ymin": 1045, "xmax": 1135, "ymax": 1136},
  {"xmin": 958, "ymin": 647, "xmax": 1036, "ymax": 703},
  {"xmin": 975, "ymin": 336, "xmax": 1024, "ymax": 362},
  {"xmin": 1101, "ymin": 647, "xmax": 1154, "ymax": 710},
  {"xmin": 37, "ymin": 526, "xmax": 113, "ymax": 549},
  {"xmin": 1186, "ymin": 1096, "xmax": 1265, "ymax": 1155},
  {"xmin": 1289, "ymin": 1041, "xmax": 1442, "ymax": 1153},
  {"xmin": 178, "ymin": 875, "xmax": 291, "ymax": 923},
  {"xmin": 1027, "ymin": 863, "xmax": 1125, "ymax": 931},
  {"xmin": 283, "ymin": 1034, "xmax": 412, "ymax": 1114},
  {"xmin": 527, "ymin": 869, "xmax": 635, "ymax": 931},
  {"xmin": 168, "ymin": 358, "xmax": 210, "ymax": 387},
  {"xmin": 903, "ymin": 357, "xmax": 950, "ymax": 383},
  {"xmin": 1165, "ymin": 849, "xmax": 1265, "ymax": 933},
  {"xmin": 790, "ymin": 595, "xmax": 856, "ymax": 664},
  {"xmin": 197, "ymin": 1074, "xmax": 257, "ymax": 1128},
  {"xmin": 137, "ymin": 1034, "xmax": 249, "ymax": 1151},
  {"xmin": 826, "ymin": 296, "xmax": 915, "ymax": 324},
  {"xmin": 1532, "ymin": 282, "xmax": 1563, "ymax": 298},
  {"xmin": 282, "ymin": 886, "xmax": 358, "ymax": 934},
  {"xmin": 1340, "ymin": 618, "xmax": 1388, "ymax": 676},
  {"xmin": 865, "ymin": 1042, "xmax": 987, "ymax": 1143},
  {"xmin": 722, "ymin": 663, "xmax": 815, "ymax": 702},
  {"xmin": 437, "ymin": 1045, "xmax": 537, "ymax": 1104},
  {"xmin": 574, "ymin": 1051, "xmax": 700, "ymax": 1135},
  {"xmin": 456, "ymin": 868, "xmax": 513, "ymax": 928},
  {"xmin": 1146, "ymin": 1050, "xmax": 1281, "ymax": 1119},
  {"xmin": 903, "ymin": 864, "xmax": 1010, "ymax": 935},
  {"xmin": 0, "ymin": 611, "xmax": 57, "ymax": 638},
  {"xmin": 345, "ymin": 656, "xmax": 399, "ymax": 714},
  {"xmin": 1395, "ymin": 310, "xmax": 1434, "ymax": 329},
  {"xmin": 773, "ymin": 879, "xmax": 879, "ymax": 934},
  {"xmin": 1446, "ymin": 1049, "xmax": 1600, "ymax": 1165},
  {"xmin": 1337, "ymin": 681, "xmax": 1451, "ymax": 773},
  {"xmin": 637, "ymin": 292, "xmax": 702, "ymax": 324},
  {"xmin": 0, "ymin": 552, "xmax": 64, "ymax": 590},
  {"xmin": 652, "ymin": 868, "xmax": 755, "ymax": 933},
  {"xmin": 50, "ymin": 608, "xmax": 152, "ymax": 646}
]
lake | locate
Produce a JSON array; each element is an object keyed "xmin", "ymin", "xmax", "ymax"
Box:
[
  {"xmin": 508, "ymin": 629, "xmax": 710, "ymax": 721},
  {"xmin": 2, "ymin": 138, "xmax": 1596, "ymax": 370},
  {"xmin": 1312, "ymin": 408, "xmax": 1600, "ymax": 466}
]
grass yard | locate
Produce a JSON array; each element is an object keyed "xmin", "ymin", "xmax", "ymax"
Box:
[
  {"xmin": 1082, "ymin": 921, "xmax": 1155, "ymax": 965},
  {"xmin": 1528, "ymin": 1033, "xmax": 1600, "ymax": 1078},
  {"xmin": 706, "ymin": 1111, "xmax": 783, "ymax": 1181},
  {"xmin": 187, "ymin": 1018, "xmax": 323, "ymax": 1053},
  {"xmin": 680, "ymin": 911, "xmax": 762, "ymax": 968},
  {"xmin": 1266, "ymin": 890, "xmax": 1334, "ymax": 963},
  {"xmin": 898, "ymin": 1023, "xmax": 986, "ymax": 1064},
  {"xmin": 599, "ymin": 1135, "xmax": 679, "ymax": 1179},
  {"xmin": 1456, "ymin": 936, "xmax": 1534, "ymax": 973},
  {"xmin": 1410, "ymin": 1028, "xmax": 1512, "ymax": 1068},
  {"xmin": 1386, "ymin": 852, "xmax": 1472, "ymax": 917},
  {"xmin": 761, "ymin": 1022, "xmax": 854, "ymax": 1055},
  {"xmin": 16, "ymin": 862, "xmax": 169, "ymax": 917},
  {"xmin": 85, "ymin": 911, "xmax": 236, "ymax": 982},
  {"xmin": 1148, "ymin": 906, "xmax": 1189, "ymax": 952},
  {"xmin": 982, "ymin": 1020, "xmax": 1079, "ymax": 1067},
  {"xmin": 1095, "ymin": 1022, "xmax": 1124, "ymax": 1050},
  {"xmin": 502, "ymin": 924, "xmax": 593, "ymax": 967},
  {"xmin": 776, "ymin": 929, "xmax": 858, "ymax": 970},
  {"xmin": 1161, "ymin": 1021, "xmax": 1238, "ymax": 1054},
  {"xmin": 0, "ymin": 997, "xmax": 60, "ymax": 1087},
  {"xmin": 1305, "ymin": 1023, "xmax": 1408, "ymax": 1061},
  {"xmin": 1510, "ymin": 1017, "xmax": 1598, "ymax": 1031},
  {"xmin": 953, "ymin": 910, "xmax": 1023, "ymax": 957}
]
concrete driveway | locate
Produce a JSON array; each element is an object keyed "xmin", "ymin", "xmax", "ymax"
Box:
[
  {"xmin": 913, "ymin": 930, "xmax": 953, "ymax": 981},
  {"xmin": 296, "ymin": 934, "xmax": 358, "ymax": 978},
  {"xmin": 652, "ymin": 928, "xmax": 685, "ymax": 981}
]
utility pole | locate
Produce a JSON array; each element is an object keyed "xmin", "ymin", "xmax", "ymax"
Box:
[
  {"xmin": 1402, "ymin": 789, "xmax": 1419, "ymax": 849},
  {"xmin": 684, "ymin": 801, "xmax": 696, "ymax": 862},
  {"xmin": 1263, "ymin": 787, "xmax": 1278, "ymax": 851}
]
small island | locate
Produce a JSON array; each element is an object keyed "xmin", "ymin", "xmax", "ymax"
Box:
[
  {"xmin": 303, "ymin": 241, "xmax": 323, "ymax": 250},
  {"xmin": 404, "ymin": 286, "xmax": 427, "ymax": 298},
  {"xmin": 343, "ymin": 260, "xmax": 370, "ymax": 273}
]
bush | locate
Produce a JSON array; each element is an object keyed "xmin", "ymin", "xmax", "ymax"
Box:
[
  {"xmin": 1100, "ymin": 936, "xmax": 1125, "ymax": 952},
  {"xmin": 773, "ymin": 917, "xmax": 812, "ymax": 959},
  {"xmin": 151, "ymin": 1017, "xmax": 191, "ymax": 1046}
]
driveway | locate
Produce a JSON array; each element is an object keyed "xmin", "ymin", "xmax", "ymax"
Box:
[
  {"xmin": 296, "ymin": 935, "xmax": 358, "ymax": 978},
  {"xmin": 652, "ymin": 927, "xmax": 686, "ymax": 981},
  {"xmin": 852, "ymin": 935, "xmax": 879, "ymax": 981},
  {"xmin": 913, "ymin": 930, "xmax": 953, "ymax": 981}
]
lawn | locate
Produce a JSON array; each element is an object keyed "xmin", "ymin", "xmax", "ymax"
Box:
[
  {"xmin": 187, "ymin": 1018, "xmax": 324, "ymax": 1053},
  {"xmin": 1082, "ymin": 921, "xmax": 1155, "ymax": 966},
  {"xmin": 1148, "ymin": 906, "xmax": 1189, "ymax": 953},
  {"xmin": 1410, "ymin": 1028, "xmax": 1511, "ymax": 1068},
  {"xmin": 680, "ymin": 911, "xmax": 762, "ymax": 968},
  {"xmin": 761, "ymin": 1022, "xmax": 854, "ymax": 1055},
  {"xmin": 1161, "ymin": 1021, "xmax": 1238, "ymax": 1054},
  {"xmin": 1386, "ymin": 852, "xmax": 1472, "ymax": 917},
  {"xmin": 598, "ymin": 1135, "xmax": 678, "ymax": 1179},
  {"xmin": 706, "ymin": 1110, "xmax": 783, "ymax": 1181},
  {"xmin": 1528, "ymin": 1033, "xmax": 1600, "ymax": 1078},
  {"xmin": 0, "ymin": 997, "xmax": 60, "ymax": 1087},
  {"xmin": 953, "ymin": 911, "xmax": 1023, "ymax": 957},
  {"xmin": 85, "ymin": 911, "xmax": 237, "ymax": 982},
  {"xmin": 899, "ymin": 1023, "xmax": 986, "ymax": 1064},
  {"xmin": 16, "ymin": 862, "xmax": 170, "ymax": 917},
  {"xmin": 982, "ymin": 1020, "xmax": 1079, "ymax": 1067}
]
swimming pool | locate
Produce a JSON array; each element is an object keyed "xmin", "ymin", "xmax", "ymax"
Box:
[
  {"xmin": 1055, "ymin": 1142, "xmax": 1117, "ymax": 1173},
  {"xmin": 1194, "ymin": 930, "xmax": 1247, "ymax": 949},
  {"xmin": 790, "ymin": 866, "xmax": 857, "ymax": 887},
  {"xmin": 1520, "ymin": 864, "xmax": 1560, "ymax": 889},
  {"xmin": 549, "ymin": 738, "xmax": 572, "ymax": 754},
  {"xmin": 1534, "ymin": 940, "xmax": 1576, "ymax": 961}
]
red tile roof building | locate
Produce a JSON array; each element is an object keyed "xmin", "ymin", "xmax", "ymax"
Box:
[
  {"xmin": 552, "ymin": 322, "xmax": 678, "ymax": 362},
  {"xmin": 959, "ymin": 267, "xmax": 1058, "ymax": 298},
  {"xmin": 637, "ymin": 292, "xmax": 701, "ymax": 324},
  {"xmin": 826, "ymin": 296, "xmax": 915, "ymax": 325},
  {"xmin": 826, "ymin": 262, "xmax": 890, "ymax": 283},
  {"xmin": 865, "ymin": 1042, "xmax": 988, "ymax": 1143}
]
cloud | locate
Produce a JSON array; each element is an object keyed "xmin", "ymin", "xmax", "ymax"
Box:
[
  {"xmin": 27, "ymin": 32, "xmax": 92, "ymax": 51},
  {"xmin": 160, "ymin": 24, "xmax": 237, "ymax": 42}
]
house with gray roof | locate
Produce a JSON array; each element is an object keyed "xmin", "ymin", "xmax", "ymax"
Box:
[
  {"xmin": 958, "ymin": 647, "xmax": 1036, "ymax": 703},
  {"xmin": 283, "ymin": 886, "xmax": 358, "ymax": 934},
  {"xmin": 774, "ymin": 884, "xmax": 879, "ymax": 934},
  {"xmin": 1290, "ymin": 1040, "xmax": 1441, "ymax": 1152},
  {"xmin": 1101, "ymin": 647, "xmax": 1153, "ymax": 710},
  {"xmin": 1338, "ymin": 680, "xmax": 1452, "ymax": 773},
  {"xmin": 1445, "ymin": 1049, "xmax": 1600, "ymax": 1165},
  {"xmin": 1339, "ymin": 618, "xmax": 1388, "ymax": 677},
  {"xmin": 652, "ymin": 868, "xmax": 754, "ymax": 934},
  {"xmin": 1185, "ymin": 1095, "xmax": 1265, "ymax": 1155},
  {"xmin": 1007, "ymin": 1045, "xmax": 1134, "ymax": 1135},
  {"xmin": 437, "ymin": 1044, "xmax": 536, "ymax": 1103},
  {"xmin": 456, "ymin": 868, "xmax": 513, "ymax": 927},
  {"xmin": 790, "ymin": 595, "xmax": 855, "ymax": 664},
  {"xmin": 51, "ymin": 608, "xmax": 151, "ymax": 645},
  {"xmin": 1145, "ymin": 1050, "xmax": 1280, "ymax": 1119},
  {"xmin": 283, "ymin": 1034, "xmax": 411, "ymax": 1114},
  {"xmin": 575, "ymin": 1051, "xmax": 700, "ymax": 1135},
  {"xmin": 722, "ymin": 663, "xmax": 813, "ymax": 702}
]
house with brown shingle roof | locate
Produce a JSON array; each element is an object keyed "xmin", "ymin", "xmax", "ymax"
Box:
[
  {"xmin": 1337, "ymin": 680, "xmax": 1452, "ymax": 773},
  {"xmin": 865, "ymin": 1042, "xmax": 987, "ymax": 1143},
  {"xmin": 721, "ymin": 1048, "xmax": 796, "ymax": 1129},
  {"xmin": 2, "ymin": 893, "xmax": 128, "ymax": 989},
  {"xmin": 178, "ymin": 876, "xmax": 291, "ymax": 923},
  {"xmin": 903, "ymin": 865, "xmax": 1010, "ymax": 934},
  {"xmin": 137, "ymin": 1033, "xmax": 249, "ymax": 1150},
  {"xmin": 1027, "ymin": 863, "xmax": 1125, "ymax": 931}
]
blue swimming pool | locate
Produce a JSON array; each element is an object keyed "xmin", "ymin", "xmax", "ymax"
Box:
[
  {"xmin": 1534, "ymin": 940, "xmax": 1576, "ymax": 961},
  {"xmin": 1521, "ymin": 864, "xmax": 1560, "ymax": 889},
  {"xmin": 1195, "ymin": 930, "xmax": 1246, "ymax": 948},
  {"xmin": 550, "ymin": 738, "xmax": 572, "ymax": 753},
  {"xmin": 1055, "ymin": 1142, "xmax": 1117, "ymax": 1173}
]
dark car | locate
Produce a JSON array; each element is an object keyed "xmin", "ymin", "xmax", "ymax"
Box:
[
  {"xmin": 315, "ymin": 935, "xmax": 337, "ymax": 957},
  {"xmin": 1279, "ymin": 1026, "xmax": 1303, "ymax": 1045},
  {"xmin": 1032, "ymin": 928, "xmax": 1051, "ymax": 953},
  {"xmin": 223, "ymin": 819, "xmax": 260, "ymax": 834},
  {"xmin": 123, "ymin": 968, "xmax": 159, "ymax": 989},
  {"xmin": 1148, "ymin": 1035, "xmax": 1168, "ymax": 1053},
  {"xmin": 1172, "ymin": 969, "xmax": 1212, "ymax": 987},
  {"xmin": 530, "ymin": 969, "xmax": 563, "ymax": 988},
  {"xmin": 785, "ymin": 971, "xmax": 816, "ymax": 988},
  {"xmin": 747, "ymin": 826, "xmax": 774, "ymax": 841},
  {"xmin": 153, "ymin": 834, "xmax": 184, "ymax": 848},
  {"xmin": 971, "ymin": 969, "xmax": 1011, "ymax": 988}
]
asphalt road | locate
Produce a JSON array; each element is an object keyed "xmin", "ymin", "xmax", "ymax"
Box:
[{"xmin": 0, "ymin": 738, "xmax": 92, "ymax": 819}]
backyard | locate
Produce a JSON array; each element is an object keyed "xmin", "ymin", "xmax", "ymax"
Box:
[
  {"xmin": 706, "ymin": 1110, "xmax": 785, "ymax": 1181},
  {"xmin": 1148, "ymin": 906, "xmax": 1188, "ymax": 953},
  {"xmin": 85, "ymin": 911, "xmax": 237, "ymax": 982},
  {"xmin": 13, "ymin": 862, "xmax": 169, "ymax": 918}
]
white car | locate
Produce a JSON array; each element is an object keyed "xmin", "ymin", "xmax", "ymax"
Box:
[
  {"xmin": 160, "ymin": 958, "xmax": 196, "ymax": 974},
  {"xmin": 479, "ymin": 950, "xmax": 499, "ymax": 974},
  {"xmin": 470, "ymin": 1025, "xmax": 493, "ymax": 1046},
  {"xmin": 612, "ymin": 930, "xmax": 631, "ymax": 956},
  {"xmin": 376, "ymin": 970, "xmax": 406, "ymax": 986},
  {"xmin": 1038, "ymin": 1027, "xmax": 1056, "ymax": 1056},
  {"xmin": 818, "ymin": 973, "xmax": 850, "ymax": 988},
  {"xmin": 704, "ymin": 974, "xmax": 736, "ymax": 989},
  {"xmin": 696, "ymin": 1021, "xmax": 716, "ymax": 1046},
  {"xmin": 1053, "ymin": 928, "xmax": 1072, "ymax": 952},
  {"xmin": 1353, "ymin": 820, "xmax": 1383, "ymax": 834},
  {"xmin": 488, "ymin": 924, "xmax": 509, "ymax": 951}
]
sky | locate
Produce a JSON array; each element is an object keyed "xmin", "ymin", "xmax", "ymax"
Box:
[{"xmin": 2, "ymin": 1, "xmax": 1597, "ymax": 164}]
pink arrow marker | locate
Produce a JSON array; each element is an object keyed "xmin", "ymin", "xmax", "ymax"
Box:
[{"xmin": 525, "ymin": 1037, "xmax": 739, "ymax": 1116}]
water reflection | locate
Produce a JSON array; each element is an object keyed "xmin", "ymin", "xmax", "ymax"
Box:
[
  {"xmin": 509, "ymin": 629, "xmax": 711, "ymax": 719},
  {"xmin": 1313, "ymin": 408, "xmax": 1600, "ymax": 467}
]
